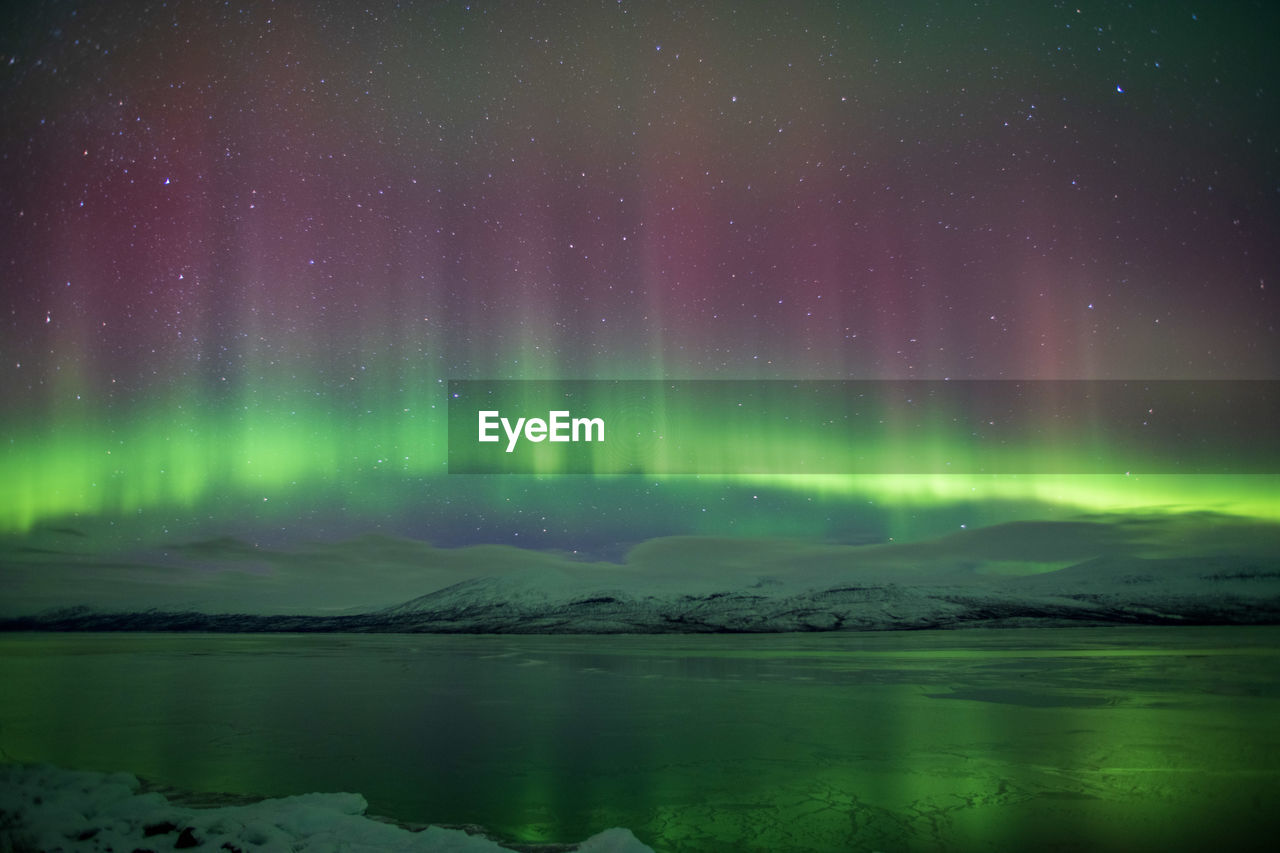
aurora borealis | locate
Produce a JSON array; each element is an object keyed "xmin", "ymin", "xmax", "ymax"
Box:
[
  {"xmin": 2, "ymin": 0, "xmax": 1278, "ymax": 609},
  {"xmin": 4, "ymin": 5, "xmax": 1280, "ymax": 851}
]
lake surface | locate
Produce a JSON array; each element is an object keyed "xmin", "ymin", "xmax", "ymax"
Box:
[{"xmin": 2, "ymin": 628, "xmax": 1278, "ymax": 851}]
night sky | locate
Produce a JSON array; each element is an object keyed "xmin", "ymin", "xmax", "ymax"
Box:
[{"xmin": 2, "ymin": 1, "xmax": 1277, "ymax": 611}]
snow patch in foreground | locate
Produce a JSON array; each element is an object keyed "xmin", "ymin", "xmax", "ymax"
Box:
[{"xmin": 0, "ymin": 763, "xmax": 652, "ymax": 853}]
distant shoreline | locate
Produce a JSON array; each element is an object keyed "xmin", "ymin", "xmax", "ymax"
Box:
[{"xmin": 4, "ymin": 602, "xmax": 1277, "ymax": 634}]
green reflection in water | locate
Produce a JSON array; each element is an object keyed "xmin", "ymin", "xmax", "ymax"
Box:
[{"xmin": 1, "ymin": 629, "xmax": 1278, "ymax": 851}]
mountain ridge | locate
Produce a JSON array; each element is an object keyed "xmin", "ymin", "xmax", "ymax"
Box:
[{"xmin": 5, "ymin": 552, "xmax": 1278, "ymax": 633}]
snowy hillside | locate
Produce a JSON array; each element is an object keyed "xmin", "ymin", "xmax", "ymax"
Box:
[
  {"xmin": 6, "ymin": 541, "xmax": 1277, "ymax": 633},
  {"xmin": 370, "ymin": 551, "xmax": 1280, "ymax": 632}
]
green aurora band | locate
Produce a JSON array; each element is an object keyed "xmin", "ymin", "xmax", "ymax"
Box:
[{"xmin": 5, "ymin": 390, "xmax": 1277, "ymax": 540}]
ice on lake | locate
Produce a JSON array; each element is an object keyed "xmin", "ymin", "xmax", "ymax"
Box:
[{"xmin": 2, "ymin": 627, "xmax": 1278, "ymax": 851}]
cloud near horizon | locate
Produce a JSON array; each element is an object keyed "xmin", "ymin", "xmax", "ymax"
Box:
[{"xmin": 1, "ymin": 513, "xmax": 1277, "ymax": 617}]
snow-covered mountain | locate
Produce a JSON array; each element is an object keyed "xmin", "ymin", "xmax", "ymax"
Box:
[
  {"xmin": 7, "ymin": 547, "xmax": 1278, "ymax": 632},
  {"xmin": 368, "ymin": 551, "xmax": 1280, "ymax": 632}
]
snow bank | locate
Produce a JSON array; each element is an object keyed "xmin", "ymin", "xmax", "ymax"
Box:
[{"xmin": 0, "ymin": 763, "xmax": 652, "ymax": 853}]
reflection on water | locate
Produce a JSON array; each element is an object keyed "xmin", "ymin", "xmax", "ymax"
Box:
[{"xmin": 1, "ymin": 628, "xmax": 1278, "ymax": 851}]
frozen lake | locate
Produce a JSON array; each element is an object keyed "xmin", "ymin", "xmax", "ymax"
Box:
[{"xmin": 2, "ymin": 628, "xmax": 1278, "ymax": 851}]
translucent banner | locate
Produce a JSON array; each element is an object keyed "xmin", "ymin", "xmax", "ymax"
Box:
[{"xmin": 446, "ymin": 380, "xmax": 1280, "ymax": 475}]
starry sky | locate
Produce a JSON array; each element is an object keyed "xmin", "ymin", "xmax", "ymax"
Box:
[{"xmin": 1, "ymin": 1, "xmax": 1277, "ymax": 611}]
